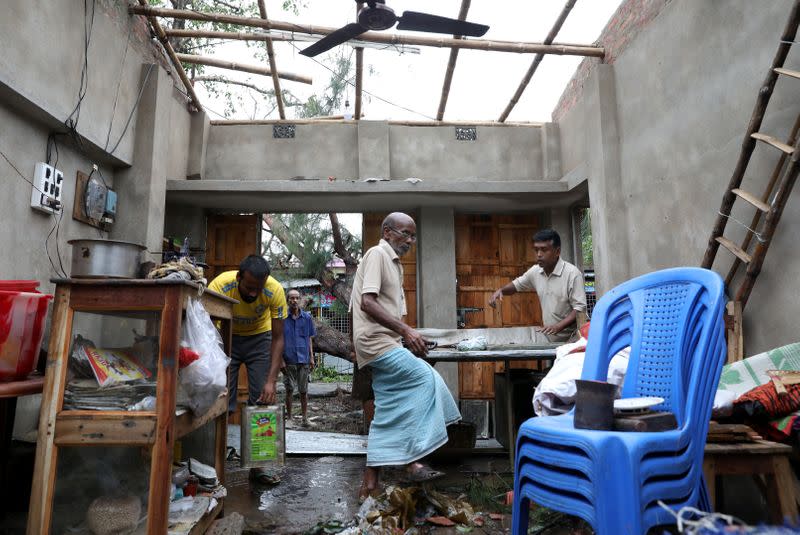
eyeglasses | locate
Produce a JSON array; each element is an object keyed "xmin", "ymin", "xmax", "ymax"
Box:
[{"xmin": 386, "ymin": 226, "xmax": 417, "ymax": 242}]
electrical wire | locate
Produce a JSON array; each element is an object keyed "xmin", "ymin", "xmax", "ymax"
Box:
[
  {"xmin": 63, "ymin": 0, "xmax": 97, "ymax": 152},
  {"xmin": 0, "ymin": 148, "xmax": 68, "ymax": 277},
  {"xmin": 104, "ymin": 23, "xmax": 134, "ymax": 152},
  {"xmin": 286, "ymin": 40, "xmax": 436, "ymax": 120},
  {"xmin": 107, "ymin": 63, "xmax": 156, "ymax": 155}
]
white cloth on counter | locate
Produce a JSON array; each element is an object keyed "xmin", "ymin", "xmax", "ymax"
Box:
[{"xmin": 532, "ymin": 337, "xmax": 630, "ymax": 416}]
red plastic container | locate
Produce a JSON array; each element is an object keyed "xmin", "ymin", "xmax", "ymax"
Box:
[
  {"xmin": 0, "ymin": 289, "xmax": 52, "ymax": 381},
  {"xmin": 0, "ymin": 280, "xmax": 40, "ymax": 292}
]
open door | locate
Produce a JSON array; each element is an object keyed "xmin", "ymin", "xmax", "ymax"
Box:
[{"xmin": 206, "ymin": 214, "xmax": 261, "ymax": 422}]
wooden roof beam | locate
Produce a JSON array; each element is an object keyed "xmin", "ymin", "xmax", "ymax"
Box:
[
  {"xmin": 499, "ymin": 0, "xmax": 580, "ymax": 122},
  {"xmin": 257, "ymin": 0, "xmax": 285, "ymax": 119},
  {"xmin": 128, "ymin": 5, "xmax": 604, "ymax": 57},
  {"xmin": 135, "ymin": 0, "xmax": 200, "ymax": 111},
  {"xmin": 437, "ymin": 0, "xmax": 471, "ymax": 121}
]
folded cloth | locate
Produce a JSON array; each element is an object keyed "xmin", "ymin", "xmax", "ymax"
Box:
[{"xmin": 366, "ymin": 347, "xmax": 461, "ymax": 467}]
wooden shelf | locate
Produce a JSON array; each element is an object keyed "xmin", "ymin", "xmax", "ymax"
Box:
[
  {"xmin": 189, "ymin": 498, "xmax": 224, "ymax": 535},
  {"xmin": 29, "ymin": 281, "xmax": 234, "ymax": 535},
  {"xmin": 54, "ymin": 396, "xmax": 228, "ymax": 446}
]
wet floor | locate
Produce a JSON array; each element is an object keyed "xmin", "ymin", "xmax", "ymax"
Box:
[{"xmin": 223, "ymin": 456, "xmax": 367, "ymax": 534}]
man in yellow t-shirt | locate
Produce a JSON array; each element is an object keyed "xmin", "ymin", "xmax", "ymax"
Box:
[{"xmin": 209, "ymin": 255, "xmax": 287, "ymax": 412}]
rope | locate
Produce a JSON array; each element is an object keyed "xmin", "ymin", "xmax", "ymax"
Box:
[
  {"xmin": 716, "ymin": 211, "xmax": 767, "ymax": 243},
  {"xmin": 657, "ymin": 501, "xmax": 743, "ymax": 534}
]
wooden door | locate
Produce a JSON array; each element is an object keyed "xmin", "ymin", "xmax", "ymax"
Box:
[
  {"xmin": 362, "ymin": 213, "xmax": 417, "ymax": 327},
  {"xmin": 456, "ymin": 214, "xmax": 543, "ymax": 399},
  {"xmin": 206, "ymin": 214, "xmax": 261, "ymax": 281},
  {"xmin": 206, "ymin": 214, "xmax": 261, "ymax": 421}
]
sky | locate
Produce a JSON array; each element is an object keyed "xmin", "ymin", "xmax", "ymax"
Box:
[{"xmin": 191, "ymin": 0, "xmax": 623, "ymax": 123}]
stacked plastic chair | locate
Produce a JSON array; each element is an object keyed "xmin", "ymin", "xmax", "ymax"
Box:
[{"xmin": 512, "ymin": 267, "xmax": 727, "ymax": 535}]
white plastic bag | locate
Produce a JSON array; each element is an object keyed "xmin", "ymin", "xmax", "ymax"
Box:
[
  {"xmin": 457, "ymin": 335, "xmax": 488, "ymax": 351},
  {"xmin": 180, "ymin": 298, "xmax": 230, "ymax": 415}
]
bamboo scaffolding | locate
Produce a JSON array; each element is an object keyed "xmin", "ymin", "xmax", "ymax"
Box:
[
  {"xmin": 257, "ymin": 0, "xmax": 285, "ymax": 119},
  {"xmin": 210, "ymin": 119, "xmax": 544, "ymax": 127},
  {"xmin": 499, "ymin": 0, "xmax": 578, "ymax": 122},
  {"xmin": 436, "ymin": 0, "xmax": 471, "ymax": 121},
  {"xmin": 354, "ymin": 2, "xmax": 364, "ymax": 121},
  {"xmin": 175, "ymin": 53, "xmax": 312, "ymax": 84},
  {"xmin": 135, "ymin": 0, "xmax": 200, "ymax": 111},
  {"xmin": 129, "ymin": 5, "xmax": 604, "ymax": 57}
]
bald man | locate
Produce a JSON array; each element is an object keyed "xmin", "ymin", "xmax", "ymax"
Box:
[{"xmin": 351, "ymin": 212, "xmax": 460, "ymax": 500}]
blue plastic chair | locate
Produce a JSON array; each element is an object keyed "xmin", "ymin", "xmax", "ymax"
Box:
[{"xmin": 511, "ymin": 267, "xmax": 726, "ymax": 535}]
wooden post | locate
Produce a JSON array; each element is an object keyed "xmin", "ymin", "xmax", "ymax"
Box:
[
  {"xmin": 498, "ymin": 0, "xmax": 578, "ymax": 122},
  {"xmin": 701, "ymin": 0, "xmax": 800, "ymax": 268},
  {"xmin": 128, "ymin": 5, "xmax": 605, "ymax": 58},
  {"xmin": 353, "ymin": 3, "xmax": 364, "ymax": 120},
  {"xmin": 257, "ymin": 0, "xmax": 285, "ymax": 119},
  {"xmin": 135, "ymin": 0, "xmax": 201, "ymax": 111},
  {"xmin": 725, "ymin": 301, "xmax": 744, "ymax": 363},
  {"xmin": 175, "ymin": 53, "xmax": 313, "ymax": 85},
  {"xmin": 147, "ymin": 287, "xmax": 181, "ymax": 534},
  {"xmin": 27, "ymin": 286, "xmax": 72, "ymax": 535},
  {"xmin": 436, "ymin": 0, "xmax": 471, "ymax": 121}
]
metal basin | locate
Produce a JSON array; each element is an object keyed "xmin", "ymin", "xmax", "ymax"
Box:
[{"xmin": 68, "ymin": 239, "xmax": 146, "ymax": 279}]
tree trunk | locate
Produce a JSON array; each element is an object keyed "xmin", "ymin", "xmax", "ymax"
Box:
[{"xmin": 312, "ymin": 318, "xmax": 353, "ymax": 360}]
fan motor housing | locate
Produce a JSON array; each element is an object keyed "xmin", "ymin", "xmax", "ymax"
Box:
[{"xmin": 358, "ymin": 3, "xmax": 397, "ymax": 31}]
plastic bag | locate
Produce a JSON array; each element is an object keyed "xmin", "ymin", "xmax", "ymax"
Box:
[
  {"xmin": 456, "ymin": 336, "xmax": 488, "ymax": 351},
  {"xmin": 180, "ymin": 298, "xmax": 230, "ymax": 415}
]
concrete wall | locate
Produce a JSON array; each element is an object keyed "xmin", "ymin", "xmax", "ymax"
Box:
[
  {"xmin": 557, "ymin": 0, "xmax": 800, "ymax": 354},
  {"xmin": 204, "ymin": 122, "xmax": 558, "ymax": 182},
  {"xmin": 0, "ymin": 0, "xmax": 195, "ymax": 278}
]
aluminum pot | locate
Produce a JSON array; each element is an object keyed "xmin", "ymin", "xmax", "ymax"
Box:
[{"xmin": 68, "ymin": 239, "xmax": 146, "ymax": 279}]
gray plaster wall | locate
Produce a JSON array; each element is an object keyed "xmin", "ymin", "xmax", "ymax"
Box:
[
  {"xmin": 388, "ymin": 126, "xmax": 544, "ymax": 181},
  {"xmin": 206, "ymin": 123, "xmax": 359, "ymax": 180},
  {"xmin": 204, "ymin": 122, "xmax": 556, "ymax": 182},
  {"xmin": 558, "ymin": 0, "xmax": 800, "ymax": 354}
]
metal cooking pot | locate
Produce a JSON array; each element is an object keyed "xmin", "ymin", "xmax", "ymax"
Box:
[{"xmin": 68, "ymin": 239, "xmax": 147, "ymax": 279}]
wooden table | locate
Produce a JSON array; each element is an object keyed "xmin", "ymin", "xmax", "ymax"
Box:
[
  {"xmin": 704, "ymin": 440, "xmax": 798, "ymax": 523},
  {"xmin": 424, "ymin": 346, "xmax": 559, "ymax": 469},
  {"xmin": 27, "ymin": 279, "xmax": 236, "ymax": 535}
]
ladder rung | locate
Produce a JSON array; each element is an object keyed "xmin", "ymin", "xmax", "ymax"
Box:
[
  {"xmin": 731, "ymin": 188, "xmax": 771, "ymax": 212},
  {"xmin": 716, "ymin": 237, "xmax": 752, "ymax": 264},
  {"xmin": 775, "ymin": 67, "xmax": 800, "ymax": 80},
  {"xmin": 751, "ymin": 132, "xmax": 795, "ymax": 154}
]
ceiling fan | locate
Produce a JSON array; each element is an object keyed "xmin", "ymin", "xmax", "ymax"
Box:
[{"xmin": 300, "ymin": 0, "xmax": 490, "ymax": 57}]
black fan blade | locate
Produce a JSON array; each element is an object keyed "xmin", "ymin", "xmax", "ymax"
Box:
[
  {"xmin": 396, "ymin": 11, "xmax": 489, "ymax": 37},
  {"xmin": 300, "ymin": 23, "xmax": 368, "ymax": 57}
]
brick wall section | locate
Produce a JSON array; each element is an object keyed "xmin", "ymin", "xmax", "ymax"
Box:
[{"xmin": 552, "ymin": 0, "xmax": 674, "ymax": 122}]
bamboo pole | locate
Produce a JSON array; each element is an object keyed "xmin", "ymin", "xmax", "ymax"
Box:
[
  {"xmin": 164, "ymin": 28, "xmax": 589, "ymax": 50},
  {"xmin": 165, "ymin": 28, "xmax": 295, "ymax": 42},
  {"xmin": 702, "ymin": 0, "xmax": 800, "ymax": 268},
  {"xmin": 175, "ymin": 53, "xmax": 313, "ymax": 84},
  {"xmin": 354, "ymin": 2, "xmax": 364, "ymax": 121},
  {"xmin": 499, "ymin": 0, "xmax": 578, "ymax": 122},
  {"xmin": 135, "ymin": 0, "xmax": 200, "ymax": 111},
  {"xmin": 257, "ymin": 0, "xmax": 285, "ymax": 119},
  {"xmin": 210, "ymin": 119, "xmax": 544, "ymax": 127},
  {"xmin": 436, "ymin": 0, "xmax": 471, "ymax": 121},
  {"xmin": 129, "ymin": 5, "xmax": 605, "ymax": 57}
]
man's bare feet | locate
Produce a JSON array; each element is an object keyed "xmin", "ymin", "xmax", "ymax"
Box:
[
  {"xmin": 404, "ymin": 461, "xmax": 444, "ymax": 482},
  {"xmin": 358, "ymin": 466, "xmax": 381, "ymax": 502}
]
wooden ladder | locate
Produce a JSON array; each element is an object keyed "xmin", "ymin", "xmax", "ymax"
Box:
[{"xmin": 702, "ymin": 1, "xmax": 800, "ymax": 360}]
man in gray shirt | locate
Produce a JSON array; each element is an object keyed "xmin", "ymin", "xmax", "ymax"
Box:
[{"xmin": 489, "ymin": 229, "xmax": 587, "ymax": 342}]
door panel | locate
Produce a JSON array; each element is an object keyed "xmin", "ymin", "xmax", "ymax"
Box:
[{"xmin": 456, "ymin": 214, "xmax": 543, "ymax": 399}]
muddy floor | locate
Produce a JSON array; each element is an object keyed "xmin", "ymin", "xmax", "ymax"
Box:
[{"xmin": 223, "ymin": 386, "xmax": 592, "ymax": 535}]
